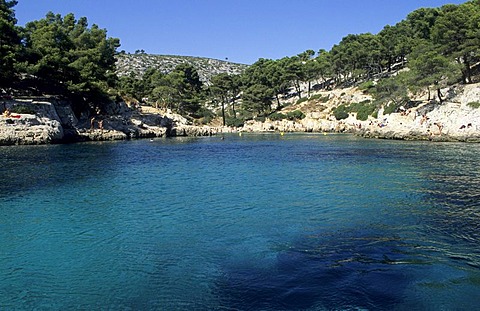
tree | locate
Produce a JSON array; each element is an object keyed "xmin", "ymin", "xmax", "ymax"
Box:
[
  {"xmin": 431, "ymin": 1, "xmax": 480, "ymax": 83},
  {"xmin": 242, "ymin": 84, "xmax": 274, "ymax": 115},
  {"xmin": 313, "ymin": 49, "xmax": 333, "ymax": 88},
  {"xmin": 408, "ymin": 41, "xmax": 461, "ymax": 101},
  {"xmin": 373, "ymin": 72, "xmax": 410, "ymax": 107},
  {"xmin": 209, "ymin": 73, "xmax": 239, "ymax": 126},
  {"xmin": 240, "ymin": 58, "xmax": 278, "ymax": 111},
  {"xmin": 405, "ymin": 7, "xmax": 440, "ymax": 40},
  {"xmin": 0, "ymin": 0, "xmax": 20, "ymax": 86},
  {"xmin": 147, "ymin": 64, "xmax": 203, "ymax": 115},
  {"xmin": 378, "ymin": 23, "xmax": 413, "ymax": 72},
  {"xmin": 17, "ymin": 12, "xmax": 120, "ymax": 113}
]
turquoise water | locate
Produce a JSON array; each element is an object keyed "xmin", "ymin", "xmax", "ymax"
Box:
[{"xmin": 1, "ymin": 133, "xmax": 480, "ymax": 310}]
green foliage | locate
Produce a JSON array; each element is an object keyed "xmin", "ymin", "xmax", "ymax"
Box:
[
  {"xmin": 268, "ymin": 112, "xmax": 286, "ymax": 121},
  {"xmin": 286, "ymin": 110, "xmax": 305, "ymax": 120},
  {"xmin": 373, "ymin": 72, "xmax": 410, "ymax": 105},
  {"xmin": 358, "ymin": 81, "xmax": 375, "ymax": 93},
  {"xmin": 15, "ymin": 12, "xmax": 120, "ymax": 113},
  {"xmin": 383, "ymin": 102, "xmax": 398, "ymax": 115},
  {"xmin": 195, "ymin": 107, "xmax": 215, "ymax": 124},
  {"xmin": 0, "ymin": 0, "xmax": 20, "ymax": 86},
  {"xmin": 467, "ymin": 102, "xmax": 480, "ymax": 109},
  {"xmin": 225, "ymin": 117, "xmax": 244, "ymax": 128},
  {"xmin": 309, "ymin": 94, "xmax": 329, "ymax": 102},
  {"xmin": 296, "ymin": 97, "xmax": 309, "ymax": 105},
  {"xmin": 333, "ymin": 100, "xmax": 375, "ymax": 121},
  {"xmin": 333, "ymin": 104, "xmax": 349, "ymax": 120},
  {"xmin": 349, "ymin": 100, "xmax": 376, "ymax": 121},
  {"xmin": 10, "ymin": 105, "xmax": 35, "ymax": 114}
]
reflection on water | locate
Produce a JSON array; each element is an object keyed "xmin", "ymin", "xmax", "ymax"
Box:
[{"xmin": 1, "ymin": 136, "xmax": 480, "ymax": 310}]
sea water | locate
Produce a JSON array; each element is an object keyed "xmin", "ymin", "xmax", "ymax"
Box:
[{"xmin": 1, "ymin": 133, "xmax": 479, "ymax": 310}]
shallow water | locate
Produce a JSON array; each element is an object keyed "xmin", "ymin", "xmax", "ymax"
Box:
[{"xmin": 1, "ymin": 133, "xmax": 479, "ymax": 310}]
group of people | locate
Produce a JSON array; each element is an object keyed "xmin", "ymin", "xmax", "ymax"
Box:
[{"xmin": 90, "ymin": 117, "xmax": 105, "ymax": 130}]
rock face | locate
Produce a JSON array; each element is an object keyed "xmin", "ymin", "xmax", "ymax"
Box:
[
  {"xmin": 0, "ymin": 98, "xmax": 216, "ymax": 146},
  {"xmin": 0, "ymin": 99, "xmax": 64, "ymax": 145},
  {"xmin": 359, "ymin": 84, "xmax": 480, "ymax": 142},
  {"xmin": 238, "ymin": 82, "xmax": 480, "ymax": 143},
  {"xmin": 115, "ymin": 53, "xmax": 248, "ymax": 84}
]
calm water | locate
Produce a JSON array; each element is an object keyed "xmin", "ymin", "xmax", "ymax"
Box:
[{"xmin": 1, "ymin": 134, "xmax": 480, "ymax": 310}]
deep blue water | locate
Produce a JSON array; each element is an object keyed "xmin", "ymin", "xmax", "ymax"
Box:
[{"xmin": 1, "ymin": 133, "xmax": 480, "ymax": 310}]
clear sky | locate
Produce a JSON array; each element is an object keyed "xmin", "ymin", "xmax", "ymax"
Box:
[{"xmin": 13, "ymin": 0, "xmax": 468, "ymax": 65}]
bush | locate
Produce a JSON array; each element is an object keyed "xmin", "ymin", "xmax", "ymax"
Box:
[
  {"xmin": 309, "ymin": 94, "xmax": 329, "ymax": 102},
  {"xmin": 286, "ymin": 110, "xmax": 305, "ymax": 120},
  {"xmin": 226, "ymin": 117, "xmax": 244, "ymax": 128},
  {"xmin": 383, "ymin": 103, "xmax": 397, "ymax": 115},
  {"xmin": 296, "ymin": 97, "xmax": 309, "ymax": 105},
  {"xmin": 350, "ymin": 100, "xmax": 375, "ymax": 121},
  {"xmin": 467, "ymin": 102, "xmax": 480, "ymax": 109},
  {"xmin": 11, "ymin": 105, "xmax": 36, "ymax": 115},
  {"xmin": 254, "ymin": 116, "xmax": 266, "ymax": 122},
  {"xmin": 358, "ymin": 81, "xmax": 375, "ymax": 93},
  {"xmin": 333, "ymin": 104, "xmax": 349, "ymax": 120},
  {"xmin": 269, "ymin": 112, "xmax": 286, "ymax": 121}
]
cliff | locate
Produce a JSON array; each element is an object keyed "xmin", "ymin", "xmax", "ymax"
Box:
[
  {"xmin": 0, "ymin": 98, "xmax": 217, "ymax": 146},
  {"xmin": 237, "ymin": 82, "xmax": 480, "ymax": 142}
]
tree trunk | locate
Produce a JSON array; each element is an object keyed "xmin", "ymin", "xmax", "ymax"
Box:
[
  {"xmin": 275, "ymin": 94, "xmax": 281, "ymax": 109},
  {"xmin": 294, "ymin": 81, "xmax": 302, "ymax": 99},
  {"xmin": 221, "ymin": 102, "xmax": 226, "ymax": 126},
  {"xmin": 437, "ymin": 88, "xmax": 443, "ymax": 103}
]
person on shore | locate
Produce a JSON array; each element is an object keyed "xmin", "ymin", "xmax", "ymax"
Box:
[
  {"xmin": 90, "ymin": 117, "xmax": 96, "ymax": 130},
  {"xmin": 3, "ymin": 108, "xmax": 11, "ymax": 117},
  {"xmin": 434, "ymin": 122, "xmax": 443, "ymax": 135}
]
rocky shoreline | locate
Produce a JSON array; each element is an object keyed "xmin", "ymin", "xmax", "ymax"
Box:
[
  {"xmin": 0, "ymin": 98, "xmax": 218, "ymax": 146},
  {"xmin": 2, "ymin": 82, "xmax": 480, "ymax": 145},
  {"xmin": 236, "ymin": 83, "xmax": 480, "ymax": 143}
]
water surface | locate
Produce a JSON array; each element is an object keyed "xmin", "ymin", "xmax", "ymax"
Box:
[{"xmin": 1, "ymin": 134, "xmax": 479, "ymax": 310}]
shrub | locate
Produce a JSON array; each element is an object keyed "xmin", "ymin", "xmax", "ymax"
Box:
[
  {"xmin": 11, "ymin": 105, "xmax": 36, "ymax": 115},
  {"xmin": 358, "ymin": 81, "xmax": 375, "ymax": 93},
  {"xmin": 383, "ymin": 103, "xmax": 398, "ymax": 115},
  {"xmin": 286, "ymin": 110, "xmax": 305, "ymax": 120},
  {"xmin": 333, "ymin": 104, "xmax": 349, "ymax": 120},
  {"xmin": 296, "ymin": 97, "xmax": 309, "ymax": 105},
  {"xmin": 309, "ymin": 94, "xmax": 329, "ymax": 102},
  {"xmin": 226, "ymin": 117, "xmax": 244, "ymax": 128},
  {"xmin": 351, "ymin": 100, "xmax": 375, "ymax": 121},
  {"xmin": 269, "ymin": 112, "xmax": 286, "ymax": 121},
  {"xmin": 467, "ymin": 102, "xmax": 480, "ymax": 109}
]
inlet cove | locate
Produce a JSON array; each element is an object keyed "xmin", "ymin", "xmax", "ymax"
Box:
[{"xmin": 1, "ymin": 133, "xmax": 479, "ymax": 310}]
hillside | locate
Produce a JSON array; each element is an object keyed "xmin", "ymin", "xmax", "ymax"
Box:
[{"xmin": 115, "ymin": 53, "xmax": 248, "ymax": 83}]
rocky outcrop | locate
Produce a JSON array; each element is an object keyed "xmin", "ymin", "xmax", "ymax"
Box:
[
  {"xmin": 115, "ymin": 53, "xmax": 248, "ymax": 84},
  {"xmin": 359, "ymin": 84, "xmax": 480, "ymax": 142},
  {"xmin": 0, "ymin": 99, "xmax": 64, "ymax": 145},
  {"xmin": 238, "ymin": 82, "xmax": 480, "ymax": 142},
  {"xmin": 0, "ymin": 98, "xmax": 217, "ymax": 145}
]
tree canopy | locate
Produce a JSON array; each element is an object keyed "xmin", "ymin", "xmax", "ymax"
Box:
[{"xmin": 1, "ymin": 0, "xmax": 479, "ymax": 122}]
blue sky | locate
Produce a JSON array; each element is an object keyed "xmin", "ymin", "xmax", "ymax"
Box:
[{"xmin": 14, "ymin": 0, "xmax": 467, "ymax": 64}]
